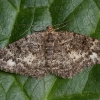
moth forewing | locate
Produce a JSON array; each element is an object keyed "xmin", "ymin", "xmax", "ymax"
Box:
[
  {"xmin": 0, "ymin": 32, "xmax": 48, "ymax": 78},
  {"xmin": 51, "ymin": 31, "xmax": 100, "ymax": 78}
]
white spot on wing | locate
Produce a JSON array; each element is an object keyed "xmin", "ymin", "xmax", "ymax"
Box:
[
  {"xmin": 90, "ymin": 52, "xmax": 97, "ymax": 59},
  {"xmin": 7, "ymin": 59, "xmax": 16, "ymax": 67},
  {"xmin": 68, "ymin": 51, "xmax": 88, "ymax": 61},
  {"xmin": 23, "ymin": 53, "xmax": 36, "ymax": 65},
  {"xmin": 69, "ymin": 51, "xmax": 82, "ymax": 60}
]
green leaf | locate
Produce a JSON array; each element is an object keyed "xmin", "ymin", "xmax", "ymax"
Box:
[{"xmin": 0, "ymin": 0, "xmax": 100, "ymax": 100}]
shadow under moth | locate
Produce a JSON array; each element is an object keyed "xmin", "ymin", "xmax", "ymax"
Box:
[{"xmin": 0, "ymin": 26, "xmax": 100, "ymax": 78}]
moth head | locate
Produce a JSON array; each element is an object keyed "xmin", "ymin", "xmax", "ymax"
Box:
[
  {"xmin": 45, "ymin": 26, "xmax": 57, "ymax": 40},
  {"xmin": 46, "ymin": 26, "xmax": 54, "ymax": 32}
]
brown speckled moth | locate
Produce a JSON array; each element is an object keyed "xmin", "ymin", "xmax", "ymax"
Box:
[{"xmin": 0, "ymin": 26, "xmax": 100, "ymax": 78}]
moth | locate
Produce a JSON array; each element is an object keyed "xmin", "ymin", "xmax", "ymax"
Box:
[{"xmin": 0, "ymin": 26, "xmax": 100, "ymax": 78}]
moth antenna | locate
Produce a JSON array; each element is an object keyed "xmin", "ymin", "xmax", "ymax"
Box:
[
  {"xmin": 32, "ymin": 30, "xmax": 45, "ymax": 32},
  {"xmin": 53, "ymin": 17, "xmax": 75, "ymax": 29},
  {"xmin": 54, "ymin": 24, "xmax": 68, "ymax": 31}
]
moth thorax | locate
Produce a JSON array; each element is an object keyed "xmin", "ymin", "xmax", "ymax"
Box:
[
  {"xmin": 46, "ymin": 33, "xmax": 55, "ymax": 42},
  {"xmin": 46, "ymin": 26, "xmax": 54, "ymax": 32}
]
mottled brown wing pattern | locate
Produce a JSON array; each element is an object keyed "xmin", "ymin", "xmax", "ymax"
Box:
[
  {"xmin": 0, "ymin": 27, "xmax": 100, "ymax": 78},
  {"xmin": 0, "ymin": 32, "xmax": 48, "ymax": 78},
  {"xmin": 51, "ymin": 31, "xmax": 100, "ymax": 78}
]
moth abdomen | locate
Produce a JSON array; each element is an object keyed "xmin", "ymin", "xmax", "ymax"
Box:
[
  {"xmin": 45, "ymin": 44, "xmax": 54, "ymax": 59},
  {"xmin": 46, "ymin": 44, "xmax": 54, "ymax": 50}
]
